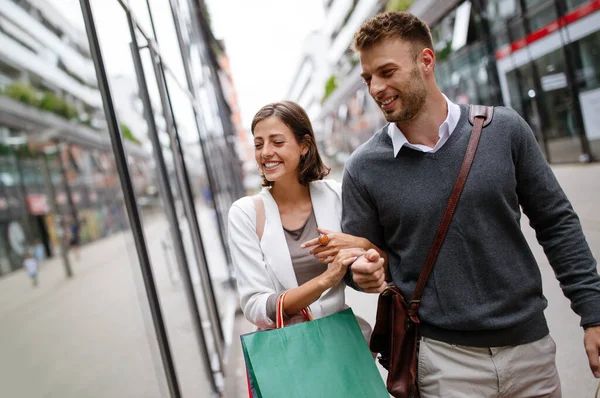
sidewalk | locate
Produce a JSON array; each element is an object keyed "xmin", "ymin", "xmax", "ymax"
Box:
[
  {"xmin": 0, "ymin": 205, "xmax": 238, "ymax": 398},
  {"xmin": 226, "ymin": 163, "xmax": 600, "ymax": 397}
]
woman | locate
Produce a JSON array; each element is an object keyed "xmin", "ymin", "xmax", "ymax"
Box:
[{"xmin": 228, "ymin": 101, "xmax": 385, "ymax": 331}]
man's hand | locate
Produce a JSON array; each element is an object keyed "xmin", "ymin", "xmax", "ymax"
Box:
[
  {"xmin": 584, "ymin": 326, "xmax": 600, "ymax": 378},
  {"xmin": 351, "ymin": 249, "xmax": 387, "ymax": 293}
]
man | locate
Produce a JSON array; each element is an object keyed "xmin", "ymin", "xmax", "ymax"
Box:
[{"xmin": 343, "ymin": 11, "xmax": 600, "ymax": 397}]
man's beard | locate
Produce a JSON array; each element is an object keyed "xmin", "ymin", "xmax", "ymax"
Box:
[{"xmin": 383, "ymin": 70, "xmax": 427, "ymax": 123}]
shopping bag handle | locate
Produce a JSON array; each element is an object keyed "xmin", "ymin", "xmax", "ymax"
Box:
[{"xmin": 276, "ymin": 291, "xmax": 314, "ymax": 328}]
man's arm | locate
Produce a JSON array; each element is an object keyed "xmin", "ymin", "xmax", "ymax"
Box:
[
  {"xmin": 341, "ymin": 167, "xmax": 389, "ymax": 290},
  {"xmin": 514, "ymin": 113, "xmax": 600, "ymax": 327},
  {"xmin": 513, "ymin": 112, "xmax": 600, "ymax": 377}
]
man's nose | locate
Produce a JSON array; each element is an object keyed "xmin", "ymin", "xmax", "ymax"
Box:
[{"xmin": 369, "ymin": 76, "xmax": 386, "ymax": 99}]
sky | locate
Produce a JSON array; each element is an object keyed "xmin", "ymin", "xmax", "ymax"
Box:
[
  {"xmin": 205, "ymin": 0, "xmax": 325, "ymax": 127},
  {"xmin": 45, "ymin": 0, "xmax": 326, "ymax": 129}
]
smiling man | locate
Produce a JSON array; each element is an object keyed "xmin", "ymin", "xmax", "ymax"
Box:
[{"xmin": 341, "ymin": 11, "xmax": 600, "ymax": 398}]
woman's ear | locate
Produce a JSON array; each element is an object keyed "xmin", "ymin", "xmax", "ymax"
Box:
[{"xmin": 301, "ymin": 134, "xmax": 311, "ymax": 156}]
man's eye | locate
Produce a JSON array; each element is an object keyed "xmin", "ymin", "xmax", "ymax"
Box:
[
  {"xmin": 274, "ymin": 141, "xmax": 284, "ymax": 145},
  {"xmin": 254, "ymin": 143, "xmax": 263, "ymax": 148},
  {"xmin": 381, "ymin": 70, "xmax": 393, "ymax": 77}
]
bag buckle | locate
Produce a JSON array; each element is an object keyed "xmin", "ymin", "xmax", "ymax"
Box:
[{"xmin": 405, "ymin": 300, "xmax": 420, "ymax": 330}]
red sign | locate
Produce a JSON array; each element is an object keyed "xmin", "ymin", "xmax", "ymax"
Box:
[{"xmin": 26, "ymin": 194, "xmax": 49, "ymax": 215}]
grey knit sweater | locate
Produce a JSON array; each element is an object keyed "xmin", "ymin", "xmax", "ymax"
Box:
[{"xmin": 342, "ymin": 104, "xmax": 600, "ymax": 347}]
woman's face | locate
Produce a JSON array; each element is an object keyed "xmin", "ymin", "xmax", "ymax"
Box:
[{"xmin": 253, "ymin": 116, "xmax": 307, "ymax": 185}]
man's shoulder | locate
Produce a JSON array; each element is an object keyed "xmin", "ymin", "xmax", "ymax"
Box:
[
  {"xmin": 345, "ymin": 124, "xmax": 391, "ymax": 173},
  {"xmin": 473, "ymin": 105, "xmax": 527, "ymax": 135}
]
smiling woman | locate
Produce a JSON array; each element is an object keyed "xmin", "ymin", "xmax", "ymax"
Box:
[
  {"xmin": 251, "ymin": 101, "xmax": 329, "ymax": 188},
  {"xmin": 228, "ymin": 100, "xmax": 387, "ymax": 345}
]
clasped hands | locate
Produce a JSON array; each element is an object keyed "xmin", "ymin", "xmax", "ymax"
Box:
[{"xmin": 302, "ymin": 228, "xmax": 387, "ymax": 293}]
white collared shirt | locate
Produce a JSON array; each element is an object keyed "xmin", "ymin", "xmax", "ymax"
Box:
[{"xmin": 388, "ymin": 95, "xmax": 461, "ymax": 157}]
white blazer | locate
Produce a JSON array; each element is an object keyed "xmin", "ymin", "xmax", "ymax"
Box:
[{"xmin": 228, "ymin": 180, "xmax": 346, "ymax": 329}]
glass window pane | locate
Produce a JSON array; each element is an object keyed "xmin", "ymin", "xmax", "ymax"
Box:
[{"xmin": 90, "ymin": 2, "xmax": 218, "ymax": 396}]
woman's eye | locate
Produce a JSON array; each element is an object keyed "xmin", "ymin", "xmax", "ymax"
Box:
[
  {"xmin": 254, "ymin": 143, "xmax": 263, "ymax": 148},
  {"xmin": 274, "ymin": 141, "xmax": 284, "ymax": 145}
]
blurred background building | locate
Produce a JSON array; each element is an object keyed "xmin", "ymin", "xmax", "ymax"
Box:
[
  {"xmin": 0, "ymin": 0, "xmax": 153, "ymax": 275},
  {"xmin": 1, "ymin": 0, "xmax": 245, "ymax": 396},
  {"xmin": 287, "ymin": 0, "xmax": 600, "ymax": 170}
]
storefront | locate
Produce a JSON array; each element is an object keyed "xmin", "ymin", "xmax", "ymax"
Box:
[{"xmin": 489, "ymin": 0, "xmax": 600, "ymax": 162}]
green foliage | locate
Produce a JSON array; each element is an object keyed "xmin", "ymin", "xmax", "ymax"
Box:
[
  {"xmin": 4, "ymin": 81, "xmax": 39, "ymax": 106},
  {"xmin": 322, "ymin": 75, "xmax": 338, "ymax": 103},
  {"xmin": 39, "ymin": 92, "xmax": 79, "ymax": 120},
  {"xmin": 120, "ymin": 122, "xmax": 141, "ymax": 145},
  {"xmin": 436, "ymin": 40, "xmax": 453, "ymax": 62},
  {"xmin": 2, "ymin": 81, "xmax": 79, "ymax": 120},
  {"xmin": 385, "ymin": 0, "xmax": 414, "ymax": 12}
]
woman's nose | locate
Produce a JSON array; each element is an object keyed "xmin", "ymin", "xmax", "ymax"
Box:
[{"xmin": 261, "ymin": 144, "xmax": 274, "ymax": 158}]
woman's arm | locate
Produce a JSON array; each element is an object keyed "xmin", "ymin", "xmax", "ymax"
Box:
[
  {"xmin": 302, "ymin": 230, "xmax": 390, "ymax": 280},
  {"xmin": 281, "ymin": 248, "xmax": 364, "ymax": 317},
  {"xmin": 228, "ymin": 202, "xmax": 278, "ymax": 329}
]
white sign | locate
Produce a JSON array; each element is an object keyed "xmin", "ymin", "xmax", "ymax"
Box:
[
  {"xmin": 579, "ymin": 88, "xmax": 600, "ymax": 140},
  {"xmin": 452, "ymin": 1, "xmax": 472, "ymax": 52},
  {"xmin": 541, "ymin": 73, "xmax": 567, "ymax": 92}
]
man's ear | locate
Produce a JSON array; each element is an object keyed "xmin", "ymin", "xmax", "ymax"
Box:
[{"xmin": 419, "ymin": 48, "xmax": 435, "ymax": 75}]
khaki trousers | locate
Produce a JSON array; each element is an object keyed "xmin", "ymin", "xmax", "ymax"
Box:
[{"xmin": 418, "ymin": 334, "xmax": 562, "ymax": 398}]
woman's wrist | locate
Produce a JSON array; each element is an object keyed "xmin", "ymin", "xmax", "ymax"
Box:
[
  {"xmin": 317, "ymin": 272, "xmax": 336, "ymax": 290},
  {"xmin": 360, "ymin": 238, "xmax": 372, "ymax": 251}
]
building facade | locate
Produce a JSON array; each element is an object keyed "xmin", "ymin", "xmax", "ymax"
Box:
[
  {"xmin": 0, "ymin": 0, "xmax": 153, "ymax": 275},
  {"xmin": 296, "ymin": 0, "xmax": 600, "ymax": 168}
]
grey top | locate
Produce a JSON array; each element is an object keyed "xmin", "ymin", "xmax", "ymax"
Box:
[
  {"xmin": 266, "ymin": 209, "xmax": 327, "ymax": 322},
  {"xmin": 342, "ymin": 104, "xmax": 600, "ymax": 347}
]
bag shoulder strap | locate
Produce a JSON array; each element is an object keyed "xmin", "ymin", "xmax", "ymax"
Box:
[
  {"xmin": 252, "ymin": 195, "xmax": 266, "ymax": 241},
  {"xmin": 409, "ymin": 105, "xmax": 494, "ymax": 314}
]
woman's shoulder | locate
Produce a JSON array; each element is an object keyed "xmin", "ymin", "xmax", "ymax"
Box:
[
  {"xmin": 229, "ymin": 195, "xmax": 256, "ymax": 219},
  {"xmin": 311, "ymin": 178, "xmax": 342, "ymax": 193},
  {"xmin": 310, "ymin": 179, "xmax": 342, "ymax": 196}
]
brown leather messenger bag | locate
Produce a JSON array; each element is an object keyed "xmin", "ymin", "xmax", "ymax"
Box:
[{"xmin": 369, "ymin": 105, "xmax": 494, "ymax": 398}]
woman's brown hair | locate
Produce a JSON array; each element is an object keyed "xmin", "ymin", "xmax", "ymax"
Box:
[{"xmin": 251, "ymin": 101, "xmax": 330, "ymax": 187}]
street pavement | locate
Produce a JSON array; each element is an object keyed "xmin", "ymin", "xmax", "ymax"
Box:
[
  {"xmin": 0, "ymin": 164, "xmax": 598, "ymax": 398},
  {"xmin": 226, "ymin": 163, "xmax": 600, "ymax": 398},
  {"xmin": 0, "ymin": 205, "xmax": 236, "ymax": 398}
]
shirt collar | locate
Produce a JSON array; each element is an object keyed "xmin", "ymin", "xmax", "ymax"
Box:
[{"xmin": 388, "ymin": 95, "xmax": 461, "ymax": 157}]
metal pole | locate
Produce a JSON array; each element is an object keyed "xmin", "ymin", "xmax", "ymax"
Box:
[
  {"xmin": 147, "ymin": 41, "xmax": 225, "ymax": 372},
  {"xmin": 57, "ymin": 143, "xmax": 79, "ymax": 227},
  {"xmin": 78, "ymin": 1, "xmax": 181, "ymax": 397},
  {"xmin": 166, "ymin": 0, "xmax": 235, "ymax": 278},
  {"xmin": 514, "ymin": 4, "xmax": 554, "ymax": 162},
  {"xmin": 40, "ymin": 151, "xmax": 73, "ymax": 278},
  {"xmin": 552, "ymin": 0, "xmax": 595, "ymax": 162},
  {"xmin": 129, "ymin": 19, "xmax": 220, "ymax": 392}
]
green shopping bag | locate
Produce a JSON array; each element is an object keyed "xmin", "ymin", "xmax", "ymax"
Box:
[{"xmin": 241, "ymin": 296, "xmax": 388, "ymax": 398}]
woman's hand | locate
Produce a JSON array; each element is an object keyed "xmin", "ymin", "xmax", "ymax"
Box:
[
  {"xmin": 320, "ymin": 248, "xmax": 365, "ymax": 289},
  {"xmin": 302, "ymin": 228, "xmax": 368, "ymax": 264}
]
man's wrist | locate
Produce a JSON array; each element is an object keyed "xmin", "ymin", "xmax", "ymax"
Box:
[{"xmin": 346, "ymin": 255, "xmax": 364, "ymax": 292}]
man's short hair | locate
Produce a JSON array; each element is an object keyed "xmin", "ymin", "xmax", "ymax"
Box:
[{"xmin": 353, "ymin": 11, "xmax": 434, "ymax": 56}]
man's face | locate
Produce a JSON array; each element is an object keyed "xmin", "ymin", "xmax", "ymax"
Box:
[{"xmin": 359, "ymin": 38, "xmax": 428, "ymax": 123}]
